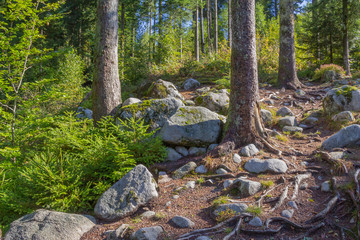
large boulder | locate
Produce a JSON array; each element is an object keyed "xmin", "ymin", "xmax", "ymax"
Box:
[
  {"xmin": 195, "ymin": 91, "xmax": 229, "ymax": 115},
  {"xmin": 234, "ymin": 178, "xmax": 262, "ymax": 198},
  {"xmin": 183, "ymin": 78, "xmax": 201, "ymax": 90},
  {"xmin": 122, "ymin": 97, "xmax": 142, "ymax": 107},
  {"xmin": 323, "ymin": 85, "xmax": 360, "ymax": 114},
  {"xmin": 322, "ymin": 124, "xmax": 360, "ymax": 150},
  {"xmin": 160, "ymin": 106, "xmax": 225, "ymax": 147},
  {"xmin": 147, "ymin": 79, "xmax": 184, "ymax": 100},
  {"xmin": 332, "ymin": 111, "xmax": 355, "ymax": 122},
  {"xmin": 4, "ymin": 209, "xmax": 95, "ymax": 240},
  {"xmin": 244, "ymin": 159, "xmax": 288, "ymax": 174},
  {"xmin": 117, "ymin": 97, "xmax": 184, "ymax": 131},
  {"xmin": 94, "ymin": 165, "xmax": 158, "ymax": 221},
  {"xmin": 322, "ymin": 70, "xmax": 342, "ymax": 82}
]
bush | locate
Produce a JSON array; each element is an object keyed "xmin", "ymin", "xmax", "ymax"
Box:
[
  {"xmin": 0, "ymin": 114, "xmax": 166, "ymax": 231},
  {"xmin": 313, "ymin": 64, "xmax": 345, "ymax": 82}
]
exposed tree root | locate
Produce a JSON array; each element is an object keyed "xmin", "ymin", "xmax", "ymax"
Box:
[
  {"xmin": 354, "ymin": 169, "xmax": 360, "ymax": 199},
  {"xmin": 223, "ymin": 218, "xmax": 242, "ymax": 240},
  {"xmin": 306, "ymin": 194, "xmax": 340, "ymax": 224},
  {"xmin": 239, "ymin": 227, "xmax": 282, "ymax": 235},
  {"xmin": 291, "ymin": 222, "xmax": 326, "ymax": 240},
  {"xmin": 203, "ymin": 173, "xmax": 235, "ymax": 180},
  {"xmin": 315, "ymin": 151, "xmax": 349, "ymax": 174},
  {"xmin": 291, "ymin": 173, "xmax": 311, "ymax": 200},
  {"xmin": 270, "ymin": 186, "xmax": 288, "ymax": 212},
  {"xmin": 255, "ymin": 184, "xmax": 283, "ymax": 207},
  {"xmin": 266, "ymin": 217, "xmax": 321, "ymax": 230}
]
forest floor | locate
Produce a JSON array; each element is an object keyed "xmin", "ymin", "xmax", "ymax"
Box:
[{"xmin": 81, "ymin": 81, "xmax": 360, "ymax": 240}]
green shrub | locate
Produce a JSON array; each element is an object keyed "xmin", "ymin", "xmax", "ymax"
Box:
[{"xmin": 313, "ymin": 64, "xmax": 345, "ymax": 81}]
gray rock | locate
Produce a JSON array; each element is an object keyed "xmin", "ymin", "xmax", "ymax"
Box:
[
  {"xmin": 332, "ymin": 111, "xmax": 355, "ymax": 122},
  {"xmin": 4, "ymin": 209, "xmax": 95, "ymax": 240},
  {"xmin": 183, "ymin": 78, "xmax": 201, "ymax": 90},
  {"xmin": 170, "ymin": 216, "xmax": 195, "ymax": 228},
  {"xmin": 303, "ymin": 117, "xmax": 318, "ymax": 125},
  {"xmin": 233, "ymin": 153, "xmax": 242, "ymax": 164},
  {"xmin": 244, "ymin": 159, "xmax": 288, "ymax": 174},
  {"xmin": 329, "ymin": 151, "xmax": 345, "ymax": 160},
  {"xmin": 322, "ymin": 124, "xmax": 360, "ymax": 150},
  {"xmin": 158, "ymin": 174, "xmax": 172, "ymax": 183},
  {"xmin": 185, "ymin": 100, "xmax": 196, "ymax": 106},
  {"xmin": 118, "ymin": 97, "xmax": 184, "ymax": 131},
  {"xmin": 276, "ymin": 107, "xmax": 294, "ymax": 117},
  {"xmin": 240, "ymin": 144, "xmax": 259, "ymax": 157},
  {"xmin": 188, "ymin": 147, "xmax": 207, "ymax": 156},
  {"xmin": 195, "ymin": 165, "xmax": 208, "ymax": 174},
  {"xmin": 94, "ymin": 165, "xmax": 158, "ymax": 221},
  {"xmin": 234, "ymin": 178, "xmax": 262, "ymax": 198},
  {"xmin": 172, "ymin": 162, "xmax": 197, "ymax": 180},
  {"xmin": 261, "ymin": 109, "xmax": 273, "ymax": 124},
  {"xmin": 323, "ymin": 85, "xmax": 360, "ymax": 114},
  {"xmin": 106, "ymin": 224, "xmax": 129, "ymax": 240},
  {"xmin": 141, "ymin": 211, "xmax": 156, "ymax": 219},
  {"xmin": 195, "ymin": 237, "xmax": 212, "ymax": 240},
  {"xmin": 223, "ymin": 180, "xmax": 233, "ymax": 189},
  {"xmin": 322, "ymin": 70, "xmax": 342, "ymax": 82},
  {"xmin": 76, "ymin": 107, "xmax": 93, "ymax": 119},
  {"xmin": 196, "ymin": 87, "xmax": 211, "ymax": 95},
  {"xmin": 147, "ymin": 79, "xmax": 184, "ymax": 100},
  {"xmin": 265, "ymin": 99, "xmax": 275, "ymax": 105},
  {"xmin": 296, "ymin": 89, "xmax": 306, "ymax": 96},
  {"xmin": 160, "ymin": 106, "xmax": 224, "ymax": 147},
  {"xmin": 300, "ymin": 183, "xmax": 308, "ymax": 190},
  {"xmin": 278, "ymin": 116, "xmax": 297, "ymax": 127},
  {"xmin": 175, "ymin": 146, "xmax": 189, "ymax": 156},
  {"xmin": 195, "ymin": 91, "xmax": 230, "ymax": 115},
  {"xmin": 173, "ymin": 195, "xmax": 179, "ymax": 199},
  {"xmin": 288, "ymin": 201, "xmax": 298, "ymax": 210},
  {"xmin": 131, "ymin": 226, "xmax": 164, "ymax": 240},
  {"xmin": 282, "ymin": 126, "xmax": 303, "ymax": 133},
  {"xmin": 321, "ymin": 181, "xmax": 331, "ymax": 192},
  {"xmin": 122, "ymin": 97, "xmax": 142, "ymax": 107},
  {"xmin": 248, "ymin": 217, "xmax": 263, "ymax": 227},
  {"xmin": 167, "ymin": 148, "xmax": 182, "ymax": 161},
  {"xmin": 185, "ymin": 181, "xmax": 196, "ymax": 189},
  {"xmin": 213, "ymin": 203, "xmax": 248, "ymax": 217},
  {"xmin": 216, "ymin": 168, "xmax": 228, "ymax": 174},
  {"xmin": 281, "ymin": 209, "xmax": 294, "ymax": 219},
  {"xmin": 208, "ymin": 144, "xmax": 218, "ymax": 151}
]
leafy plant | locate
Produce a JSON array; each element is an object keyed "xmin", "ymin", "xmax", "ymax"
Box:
[
  {"xmin": 313, "ymin": 64, "xmax": 345, "ymax": 82},
  {"xmin": 215, "ymin": 209, "xmax": 237, "ymax": 222},
  {"xmin": 246, "ymin": 206, "xmax": 262, "ymax": 216},
  {"xmin": 212, "ymin": 195, "xmax": 230, "ymax": 207}
]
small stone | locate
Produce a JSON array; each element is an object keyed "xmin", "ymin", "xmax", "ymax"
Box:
[
  {"xmin": 281, "ymin": 209, "xmax": 294, "ymax": 219},
  {"xmin": 172, "ymin": 162, "xmax": 197, "ymax": 180},
  {"xmin": 350, "ymin": 217, "xmax": 355, "ymax": 224},
  {"xmin": 195, "ymin": 165, "xmax": 208, "ymax": 174},
  {"xmin": 167, "ymin": 147, "xmax": 182, "ymax": 161},
  {"xmin": 223, "ymin": 180, "xmax": 233, "ymax": 189},
  {"xmin": 131, "ymin": 226, "xmax": 164, "ymax": 240},
  {"xmin": 234, "ymin": 178, "xmax": 262, "ymax": 197},
  {"xmin": 248, "ymin": 217, "xmax": 263, "ymax": 227},
  {"xmin": 216, "ymin": 168, "xmax": 228, "ymax": 174},
  {"xmin": 332, "ymin": 111, "xmax": 355, "ymax": 122},
  {"xmin": 261, "ymin": 109, "xmax": 273, "ymax": 124},
  {"xmin": 329, "ymin": 152, "xmax": 345, "ymax": 160},
  {"xmin": 303, "ymin": 117, "xmax": 318, "ymax": 125},
  {"xmin": 240, "ymin": 144, "xmax": 259, "ymax": 157},
  {"xmin": 300, "ymin": 183, "xmax": 308, "ymax": 190},
  {"xmin": 175, "ymin": 146, "xmax": 189, "ymax": 156},
  {"xmin": 205, "ymin": 179, "xmax": 214, "ymax": 184},
  {"xmin": 233, "ymin": 153, "xmax": 242, "ymax": 164},
  {"xmin": 278, "ymin": 116, "xmax": 297, "ymax": 127},
  {"xmin": 165, "ymin": 201, "xmax": 172, "ymax": 207},
  {"xmin": 265, "ymin": 99, "xmax": 275, "ymax": 105},
  {"xmin": 170, "ymin": 216, "xmax": 195, "ymax": 228},
  {"xmin": 321, "ymin": 181, "xmax": 331, "ymax": 192},
  {"xmin": 173, "ymin": 195, "xmax": 179, "ymax": 199},
  {"xmin": 188, "ymin": 147, "xmax": 207, "ymax": 156},
  {"xmin": 282, "ymin": 126, "xmax": 303, "ymax": 133},
  {"xmin": 141, "ymin": 211, "xmax": 156, "ymax": 219},
  {"xmin": 213, "ymin": 203, "xmax": 248, "ymax": 217},
  {"xmin": 296, "ymin": 89, "xmax": 306, "ymax": 96},
  {"xmin": 185, "ymin": 181, "xmax": 196, "ymax": 189},
  {"xmin": 288, "ymin": 201, "xmax": 298, "ymax": 210},
  {"xmin": 208, "ymin": 144, "xmax": 218, "ymax": 151},
  {"xmin": 244, "ymin": 158, "xmax": 288, "ymax": 174},
  {"xmin": 277, "ymin": 107, "xmax": 294, "ymax": 117},
  {"xmin": 195, "ymin": 237, "xmax": 212, "ymax": 240},
  {"xmin": 159, "ymin": 171, "xmax": 167, "ymax": 176},
  {"xmin": 158, "ymin": 174, "xmax": 172, "ymax": 183}
]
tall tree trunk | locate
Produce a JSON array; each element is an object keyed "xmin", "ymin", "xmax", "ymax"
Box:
[
  {"xmin": 179, "ymin": 21, "xmax": 183, "ymax": 59},
  {"xmin": 158, "ymin": 0, "xmax": 162, "ymax": 63},
  {"xmin": 153, "ymin": 6, "xmax": 156, "ymax": 60},
  {"xmin": 93, "ymin": 0, "xmax": 122, "ymax": 122},
  {"xmin": 120, "ymin": 2, "xmax": 125, "ymax": 81},
  {"xmin": 343, "ymin": 0, "xmax": 351, "ymax": 75},
  {"xmin": 200, "ymin": 0, "xmax": 205, "ymax": 55},
  {"xmin": 148, "ymin": 5, "xmax": 152, "ymax": 61},
  {"xmin": 278, "ymin": 0, "xmax": 301, "ymax": 90},
  {"xmin": 222, "ymin": 0, "xmax": 267, "ymax": 149},
  {"xmin": 228, "ymin": 0, "xmax": 232, "ymax": 48},
  {"xmin": 330, "ymin": 32, "xmax": 333, "ymax": 63},
  {"xmin": 194, "ymin": 4, "xmax": 200, "ymax": 62},
  {"xmin": 214, "ymin": 0, "xmax": 218, "ymax": 54},
  {"xmin": 207, "ymin": 0, "xmax": 212, "ymax": 56}
]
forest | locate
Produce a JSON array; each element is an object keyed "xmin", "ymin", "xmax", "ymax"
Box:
[{"xmin": 1, "ymin": 0, "xmax": 360, "ymax": 239}]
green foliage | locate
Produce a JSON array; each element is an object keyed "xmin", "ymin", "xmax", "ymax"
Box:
[
  {"xmin": 260, "ymin": 180, "xmax": 274, "ymax": 188},
  {"xmin": 215, "ymin": 209, "xmax": 237, "ymax": 222},
  {"xmin": 212, "ymin": 195, "xmax": 230, "ymax": 207},
  {"xmin": 313, "ymin": 64, "xmax": 345, "ymax": 81},
  {"xmin": 246, "ymin": 206, "xmax": 262, "ymax": 216}
]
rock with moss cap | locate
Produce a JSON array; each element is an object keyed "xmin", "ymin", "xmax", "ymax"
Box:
[
  {"xmin": 195, "ymin": 91, "xmax": 229, "ymax": 115},
  {"xmin": 160, "ymin": 106, "xmax": 225, "ymax": 147},
  {"xmin": 323, "ymin": 85, "xmax": 360, "ymax": 114},
  {"xmin": 147, "ymin": 79, "xmax": 184, "ymax": 100},
  {"xmin": 117, "ymin": 97, "xmax": 184, "ymax": 131}
]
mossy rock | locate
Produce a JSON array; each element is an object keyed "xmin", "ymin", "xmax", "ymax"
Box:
[
  {"xmin": 323, "ymin": 85, "xmax": 360, "ymax": 114},
  {"xmin": 146, "ymin": 79, "xmax": 184, "ymax": 100}
]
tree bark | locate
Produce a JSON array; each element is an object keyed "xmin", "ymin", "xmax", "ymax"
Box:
[
  {"xmin": 194, "ymin": 3, "xmax": 200, "ymax": 62},
  {"xmin": 148, "ymin": 4, "xmax": 152, "ymax": 61},
  {"xmin": 222, "ymin": 0, "xmax": 266, "ymax": 148},
  {"xmin": 200, "ymin": 0, "xmax": 205, "ymax": 55},
  {"xmin": 158, "ymin": 0, "xmax": 162, "ymax": 63},
  {"xmin": 179, "ymin": 20, "xmax": 183, "ymax": 59},
  {"xmin": 93, "ymin": 0, "xmax": 122, "ymax": 122},
  {"xmin": 120, "ymin": 2, "xmax": 125, "ymax": 81},
  {"xmin": 343, "ymin": 0, "xmax": 351, "ymax": 75},
  {"xmin": 228, "ymin": 0, "xmax": 232, "ymax": 48},
  {"xmin": 207, "ymin": 0, "xmax": 212, "ymax": 56},
  {"xmin": 278, "ymin": 0, "xmax": 301, "ymax": 90},
  {"xmin": 214, "ymin": 0, "xmax": 218, "ymax": 54}
]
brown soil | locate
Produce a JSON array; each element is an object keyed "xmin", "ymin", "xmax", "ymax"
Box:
[{"xmin": 81, "ymin": 82, "xmax": 360, "ymax": 240}]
